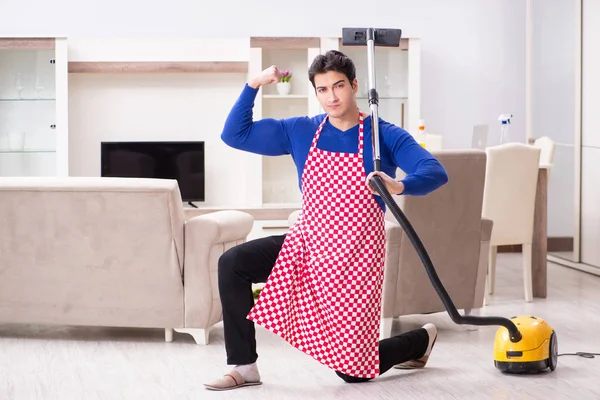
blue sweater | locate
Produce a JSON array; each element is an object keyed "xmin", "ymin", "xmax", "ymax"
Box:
[{"xmin": 221, "ymin": 84, "xmax": 448, "ymax": 211}]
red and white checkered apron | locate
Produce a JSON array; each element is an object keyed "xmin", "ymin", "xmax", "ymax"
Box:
[{"xmin": 247, "ymin": 112, "xmax": 386, "ymax": 378}]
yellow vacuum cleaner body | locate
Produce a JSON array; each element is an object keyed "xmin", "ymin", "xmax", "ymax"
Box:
[{"xmin": 494, "ymin": 315, "xmax": 557, "ymax": 373}]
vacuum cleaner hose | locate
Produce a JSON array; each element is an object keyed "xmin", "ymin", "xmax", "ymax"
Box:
[{"xmin": 369, "ymin": 174, "xmax": 523, "ymax": 343}]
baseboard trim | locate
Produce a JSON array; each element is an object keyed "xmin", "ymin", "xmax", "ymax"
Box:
[{"xmin": 497, "ymin": 237, "xmax": 573, "ymax": 253}]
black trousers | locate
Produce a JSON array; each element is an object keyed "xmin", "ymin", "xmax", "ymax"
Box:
[{"xmin": 217, "ymin": 234, "xmax": 430, "ymax": 382}]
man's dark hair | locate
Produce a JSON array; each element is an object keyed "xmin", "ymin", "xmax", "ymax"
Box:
[{"xmin": 308, "ymin": 50, "xmax": 356, "ymax": 89}]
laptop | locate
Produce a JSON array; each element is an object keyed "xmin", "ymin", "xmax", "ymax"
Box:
[{"xmin": 471, "ymin": 124, "xmax": 489, "ymax": 149}]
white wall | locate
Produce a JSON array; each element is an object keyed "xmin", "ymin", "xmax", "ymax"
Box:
[{"xmin": 0, "ymin": 0, "xmax": 527, "ymax": 150}]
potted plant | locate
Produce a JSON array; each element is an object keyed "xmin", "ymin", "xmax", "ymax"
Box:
[{"xmin": 277, "ymin": 70, "xmax": 292, "ymax": 95}]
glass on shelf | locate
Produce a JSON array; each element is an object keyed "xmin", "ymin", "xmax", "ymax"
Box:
[
  {"xmin": 357, "ymin": 75, "xmax": 405, "ymax": 100},
  {"xmin": 383, "ymin": 75, "xmax": 392, "ymax": 97},
  {"xmin": 355, "ymin": 96, "xmax": 406, "ymax": 128},
  {"xmin": 33, "ymin": 75, "xmax": 44, "ymax": 99},
  {"xmin": 362, "ymin": 75, "xmax": 393, "ymax": 96},
  {"xmin": 14, "ymin": 73, "xmax": 25, "ymax": 99}
]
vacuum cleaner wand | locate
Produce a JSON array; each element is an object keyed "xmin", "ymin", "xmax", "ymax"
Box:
[
  {"xmin": 341, "ymin": 27, "xmax": 523, "ymax": 343},
  {"xmin": 366, "ymin": 28, "xmax": 381, "ymax": 172}
]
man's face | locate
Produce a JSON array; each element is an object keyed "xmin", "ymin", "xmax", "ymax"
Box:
[{"xmin": 313, "ymin": 71, "xmax": 358, "ymax": 119}]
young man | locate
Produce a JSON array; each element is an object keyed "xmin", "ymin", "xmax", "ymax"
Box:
[{"xmin": 204, "ymin": 50, "xmax": 448, "ymax": 391}]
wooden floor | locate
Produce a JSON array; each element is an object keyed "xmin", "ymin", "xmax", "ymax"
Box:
[{"xmin": 1, "ymin": 253, "xmax": 599, "ymax": 399}]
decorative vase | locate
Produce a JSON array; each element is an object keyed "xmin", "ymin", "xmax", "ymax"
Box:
[{"xmin": 277, "ymin": 82, "xmax": 291, "ymax": 95}]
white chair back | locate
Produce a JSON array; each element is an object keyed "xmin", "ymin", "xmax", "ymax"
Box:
[
  {"xmin": 533, "ymin": 136, "xmax": 556, "ymax": 167},
  {"xmin": 482, "ymin": 143, "xmax": 541, "ymax": 246}
]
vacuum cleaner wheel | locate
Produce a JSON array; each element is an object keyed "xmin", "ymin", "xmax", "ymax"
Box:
[{"xmin": 547, "ymin": 331, "xmax": 558, "ymax": 371}]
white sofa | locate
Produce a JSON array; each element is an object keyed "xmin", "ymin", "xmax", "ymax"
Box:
[{"xmin": 0, "ymin": 177, "xmax": 253, "ymax": 344}]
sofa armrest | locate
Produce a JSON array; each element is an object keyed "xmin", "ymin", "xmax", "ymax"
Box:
[
  {"xmin": 183, "ymin": 210, "xmax": 254, "ymax": 329},
  {"xmin": 186, "ymin": 210, "xmax": 254, "ymax": 244},
  {"xmin": 473, "ymin": 218, "xmax": 494, "ymax": 307}
]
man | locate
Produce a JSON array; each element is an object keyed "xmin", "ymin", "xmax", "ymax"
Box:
[{"xmin": 204, "ymin": 50, "xmax": 448, "ymax": 391}]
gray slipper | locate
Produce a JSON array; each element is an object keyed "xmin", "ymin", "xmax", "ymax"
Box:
[
  {"xmin": 204, "ymin": 370, "xmax": 262, "ymax": 391},
  {"xmin": 394, "ymin": 323, "xmax": 438, "ymax": 370}
]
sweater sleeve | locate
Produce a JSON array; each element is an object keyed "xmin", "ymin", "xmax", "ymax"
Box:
[
  {"xmin": 383, "ymin": 123, "xmax": 449, "ymax": 196},
  {"xmin": 220, "ymin": 84, "xmax": 293, "ymax": 156}
]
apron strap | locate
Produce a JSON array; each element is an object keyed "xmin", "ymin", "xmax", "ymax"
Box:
[
  {"xmin": 357, "ymin": 112, "xmax": 364, "ymax": 157},
  {"xmin": 310, "ymin": 111, "xmax": 365, "ymax": 156}
]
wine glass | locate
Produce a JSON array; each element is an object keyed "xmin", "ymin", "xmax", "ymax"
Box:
[
  {"xmin": 33, "ymin": 75, "xmax": 44, "ymax": 99},
  {"xmin": 15, "ymin": 73, "xmax": 25, "ymax": 99},
  {"xmin": 382, "ymin": 75, "xmax": 392, "ymax": 98}
]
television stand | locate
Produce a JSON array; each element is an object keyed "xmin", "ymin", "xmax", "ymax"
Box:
[{"xmin": 187, "ymin": 201, "xmax": 198, "ymax": 209}]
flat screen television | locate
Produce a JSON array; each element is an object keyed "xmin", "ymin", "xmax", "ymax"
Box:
[{"xmin": 101, "ymin": 141, "xmax": 205, "ymax": 202}]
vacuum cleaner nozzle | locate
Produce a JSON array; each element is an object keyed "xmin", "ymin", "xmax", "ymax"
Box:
[{"xmin": 342, "ymin": 27, "xmax": 402, "ymax": 47}]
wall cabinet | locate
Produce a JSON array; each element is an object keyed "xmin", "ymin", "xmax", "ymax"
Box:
[
  {"xmin": 579, "ymin": 0, "xmax": 600, "ymax": 271},
  {"xmin": 543, "ymin": 0, "xmax": 600, "ymax": 274},
  {"xmin": 0, "ymin": 38, "xmax": 68, "ymax": 177}
]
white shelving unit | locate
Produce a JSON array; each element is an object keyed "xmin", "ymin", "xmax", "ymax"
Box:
[
  {"xmin": 0, "ymin": 38, "xmax": 69, "ymax": 177},
  {"xmin": 0, "ymin": 36, "xmax": 420, "ymax": 211},
  {"xmin": 247, "ymin": 38, "xmax": 322, "ymax": 207}
]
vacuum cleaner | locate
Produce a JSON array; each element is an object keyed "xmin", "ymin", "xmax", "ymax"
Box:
[{"xmin": 342, "ymin": 27, "xmax": 558, "ymax": 373}]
